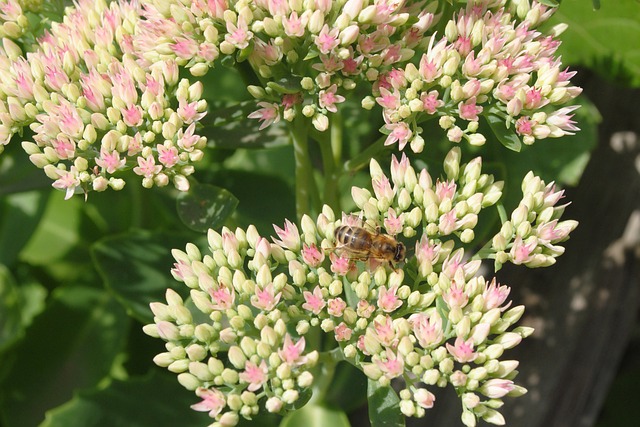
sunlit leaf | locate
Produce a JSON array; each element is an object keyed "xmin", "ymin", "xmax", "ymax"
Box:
[{"xmin": 550, "ymin": 0, "xmax": 640, "ymax": 86}]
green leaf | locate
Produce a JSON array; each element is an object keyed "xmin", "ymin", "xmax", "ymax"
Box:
[
  {"xmin": 550, "ymin": 0, "xmax": 640, "ymax": 86},
  {"xmin": 0, "ymin": 141, "xmax": 51, "ymax": 195},
  {"xmin": 267, "ymin": 77, "xmax": 302, "ymax": 94},
  {"xmin": 323, "ymin": 362, "xmax": 368, "ymax": 413},
  {"xmin": 0, "ymin": 190, "xmax": 48, "ymax": 265},
  {"xmin": 41, "ymin": 372, "xmax": 210, "ymax": 427},
  {"xmin": 19, "ymin": 192, "xmax": 83, "ymax": 265},
  {"xmin": 203, "ymin": 115, "xmax": 291, "ymax": 149},
  {"xmin": 484, "ymin": 113, "xmax": 522, "ymax": 152},
  {"xmin": 280, "ymin": 404, "xmax": 351, "ymax": 427},
  {"xmin": 177, "ymin": 183, "xmax": 239, "ymax": 232},
  {"xmin": 206, "ymin": 101, "xmax": 261, "ymax": 128},
  {"xmin": 0, "ymin": 266, "xmax": 47, "ymax": 353},
  {"xmin": 91, "ymin": 231, "xmax": 195, "ymax": 324},
  {"xmin": 0, "ymin": 286, "xmax": 129, "ymax": 427},
  {"xmin": 213, "ymin": 168, "xmax": 296, "ymax": 235},
  {"xmin": 367, "ymin": 380, "xmax": 405, "ymax": 427}
]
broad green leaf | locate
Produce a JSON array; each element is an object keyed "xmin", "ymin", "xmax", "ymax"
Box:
[
  {"xmin": 19, "ymin": 192, "xmax": 82, "ymax": 265},
  {"xmin": 0, "ymin": 266, "xmax": 47, "ymax": 353},
  {"xmin": 280, "ymin": 404, "xmax": 350, "ymax": 427},
  {"xmin": 0, "ymin": 141, "xmax": 51, "ymax": 195},
  {"xmin": 0, "ymin": 190, "xmax": 48, "ymax": 266},
  {"xmin": 203, "ymin": 116, "xmax": 291, "ymax": 149},
  {"xmin": 206, "ymin": 101, "xmax": 262, "ymax": 128},
  {"xmin": 213, "ymin": 168, "xmax": 296, "ymax": 235},
  {"xmin": 0, "ymin": 286, "xmax": 129, "ymax": 427},
  {"xmin": 323, "ymin": 362, "xmax": 368, "ymax": 413},
  {"xmin": 177, "ymin": 183, "xmax": 239, "ymax": 232},
  {"xmin": 550, "ymin": 0, "xmax": 640, "ymax": 87},
  {"xmin": 484, "ymin": 113, "xmax": 522, "ymax": 152},
  {"xmin": 91, "ymin": 231, "xmax": 195, "ymax": 323},
  {"xmin": 367, "ymin": 380, "xmax": 404, "ymax": 427},
  {"xmin": 41, "ymin": 372, "xmax": 210, "ymax": 427}
]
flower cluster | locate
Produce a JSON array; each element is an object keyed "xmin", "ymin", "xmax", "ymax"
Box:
[
  {"xmin": 371, "ymin": 1, "xmax": 582, "ymax": 152},
  {"xmin": 0, "ymin": 0, "xmax": 208, "ymax": 197},
  {"xmin": 134, "ymin": 0, "xmax": 437, "ymax": 131},
  {"xmin": 144, "ymin": 150, "xmax": 540, "ymax": 426},
  {"xmin": 491, "ymin": 171, "xmax": 578, "ymax": 270}
]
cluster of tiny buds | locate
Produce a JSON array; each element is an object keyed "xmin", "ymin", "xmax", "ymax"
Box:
[
  {"xmin": 354, "ymin": 147, "xmax": 503, "ymax": 250},
  {"xmin": 145, "ymin": 152, "xmax": 534, "ymax": 426},
  {"xmin": 491, "ymin": 171, "xmax": 578, "ymax": 270},
  {"xmin": 0, "ymin": 0, "xmax": 209, "ymax": 197},
  {"xmin": 362, "ymin": 1, "xmax": 581, "ymax": 152},
  {"xmin": 134, "ymin": 0, "xmax": 437, "ymax": 132}
]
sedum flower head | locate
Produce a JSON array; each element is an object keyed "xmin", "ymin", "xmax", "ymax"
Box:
[
  {"xmin": 491, "ymin": 170, "xmax": 578, "ymax": 270},
  {"xmin": 0, "ymin": 0, "xmax": 208, "ymax": 197},
  {"xmin": 373, "ymin": 1, "xmax": 582, "ymax": 152},
  {"xmin": 145, "ymin": 148, "xmax": 531, "ymax": 426},
  {"xmin": 134, "ymin": 0, "xmax": 439, "ymax": 131}
]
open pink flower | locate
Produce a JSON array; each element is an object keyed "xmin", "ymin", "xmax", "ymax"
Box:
[
  {"xmin": 410, "ymin": 312, "xmax": 444, "ymax": 348},
  {"xmin": 248, "ymin": 102, "xmax": 280, "ymax": 130},
  {"xmin": 327, "ymin": 297, "xmax": 347, "ymax": 317},
  {"xmin": 446, "ymin": 337, "xmax": 477, "ymax": 363},
  {"xmin": 377, "ymin": 285, "xmax": 403, "ymax": 313},
  {"xmin": 272, "ymin": 219, "xmax": 300, "ymax": 251},
  {"xmin": 375, "ymin": 348, "xmax": 404, "ymax": 379},
  {"xmin": 318, "ymin": 84, "xmax": 345, "ymax": 113},
  {"xmin": 278, "ymin": 334, "xmax": 306, "ymax": 366},
  {"xmin": 209, "ymin": 282, "xmax": 235, "ymax": 310},
  {"xmin": 458, "ymin": 97, "xmax": 482, "ymax": 121},
  {"xmin": 239, "ymin": 360, "xmax": 269, "ymax": 392},
  {"xmin": 302, "ymin": 286, "xmax": 326, "ymax": 315},
  {"xmin": 251, "ymin": 283, "xmax": 282, "ymax": 311},
  {"xmin": 334, "ymin": 322, "xmax": 353, "ymax": 341},
  {"xmin": 384, "ymin": 120, "xmax": 412, "ymax": 150},
  {"xmin": 302, "ymin": 243, "xmax": 324, "ymax": 268},
  {"xmin": 191, "ymin": 387, "xmax": 226, "ymax": 418}
]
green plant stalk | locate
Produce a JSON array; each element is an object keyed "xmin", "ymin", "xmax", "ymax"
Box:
[
  {"xmin": 290, "ymin": 118, "xmax": 320, "ymax": 220},
  {"xmin": 319, "ymin": 115, "xmax": 342, "ymax": 212},
  {"xmin": 308, "ymin": 347, "xmax": 345, "ymax": 405},
  {"xmin": 343, "ymin": 134, "xmax": 390, "ymax": 173}
]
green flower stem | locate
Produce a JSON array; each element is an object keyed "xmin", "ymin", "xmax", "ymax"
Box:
[
  {"xmin": 308, "ymin": 347, "xmax": 345, "ymax": 405},
  {"xmin": 470, "ymin": 240, "xmax": 496, "ymax": 261},
  {"xmin": 343, "ymin": 134, "xmax": 390, "ymax": 173},
  {"xmin": 319, "ymin": 115, "xmax": 342, "ymax": 212},
  {"xmin": 496, "ymin": 202, "xmax": 508, "ymax": 224},
  {"xmin": 290, "ymin": 118, "xmax": 321, "ymax": 220}
]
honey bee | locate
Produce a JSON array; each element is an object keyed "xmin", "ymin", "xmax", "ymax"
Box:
[{"xmin": 333, "ymin": 225, "xmax": 406, "ymax": 268}]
